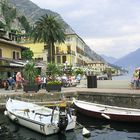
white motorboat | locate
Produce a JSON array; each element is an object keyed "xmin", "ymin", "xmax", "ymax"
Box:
[{"xmin": 5, "ymin": 98, "xmax": 76, "ymax": 136}]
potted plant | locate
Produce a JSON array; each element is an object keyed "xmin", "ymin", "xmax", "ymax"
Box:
[
  {"xmin": 46, "ymin": 63, "xmax": 62, "ymax": 92},
  {"xmin": 23, "ymin": 61, "xmax": 39, "ymax": 93},
  {"xmin": 46, "ymin": 80, "xmax": 62, "ymax": 92}
]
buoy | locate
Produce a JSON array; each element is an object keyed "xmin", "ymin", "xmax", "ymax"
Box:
[
  {"xmin": 11, "ymin": 115, "xmax": 18, "ymax": 121},
  {"xmin": 4, "ymin": 110, "xmax": 8, "ymax": 116},
  {"xmin": 101, "ymin": 113, "xmax": 110, "ymax": 119},
  {"xmin": 82, "ymin": 127, "xmax": 91, "ymax": 137}
]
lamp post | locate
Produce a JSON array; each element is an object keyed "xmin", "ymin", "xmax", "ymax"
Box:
[
  {"xmin": 65, "ymin": 61, "xmax": 68, "ymax": 69},
  {"xmin": 64, "ymin": 61, "xmax": 68, "ymax": 74}
]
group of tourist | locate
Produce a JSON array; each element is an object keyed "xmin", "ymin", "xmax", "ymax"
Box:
[
  {"xmin": 6, "ymin": 72, "xmax": 46, "ymax": 91},
  {"xmin": 35, "ymin": 75, "xmax": 47, "ymax": 89},
  {"xmin": 4, "ymin": 72, "xmax": 82, "ymax": 91},
  {"xmin": 5, "ymin": 72, "xmax": 24, "ymax": 92},
  {"xmin": 60, "ymin": 74, "xmax": 79, "ymax": 87},
  {"xmin": 132, "ymin": 68, "xmax": 140, "ymax": 89}
]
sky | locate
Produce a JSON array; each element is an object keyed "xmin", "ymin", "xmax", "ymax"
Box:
[{"xmin": 30, "ymin": 0, "xmax": 140, "ymax": 59}]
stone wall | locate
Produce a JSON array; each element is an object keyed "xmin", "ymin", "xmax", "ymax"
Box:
[{"xmin": 78, "ymin": 92, "xmax": 140, "ymax": 109}]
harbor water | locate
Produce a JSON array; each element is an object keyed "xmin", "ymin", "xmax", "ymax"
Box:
[{"xmin": 1, "ymin": 111, "xmax": 140, "ymax": 140}]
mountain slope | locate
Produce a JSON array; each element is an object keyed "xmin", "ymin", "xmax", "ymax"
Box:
[
  {"xmin": 101, "ymin": 54, "xmax": 117, "ymax": 64},
  {"xmin": 8, "ymin": 0, "xmax": 75, "ymax": 34},
  {"xmin": 8, "ymin": 0, "xmax": 57, "ymax": 22},
  {"xmin": 114, "ymin": 48, "xmax": 140, "ymax": 70}
]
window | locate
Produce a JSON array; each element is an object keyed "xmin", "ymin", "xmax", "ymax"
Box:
[
  {"xmin": 57, "ymin": 56, "xmax": 61, "ymax": 63},
  {"xmin": 67, "ymin": 45, "xmax": 71, "ymax": 54},
  {"xmin": 13, "ymin": 51, "xmax": 16, "ymax": 59},
  {"xmin": 66, "ymin": 37, "xmax": 71, "ymax": 42},
  {"xmin": 0, "ymin": 49, "xmax": 2, "ymax": 58},
  {"xmin": 56, "ymin": 47, "xmax": 60, "ymax": 54},
  {"xmin": 44, "ymin": 44, "xmax": 47, "ymax": 50},
  {"xmin": 16, "ymin": 52, "xmax": 19, "ymax": 59},
  {"xmin": 13, "ymin": 51, "xmax": 20, "ymax": 59},
  {"xmin": 62, "ymin": 56, "xmax": 66, "ymax": 63}
]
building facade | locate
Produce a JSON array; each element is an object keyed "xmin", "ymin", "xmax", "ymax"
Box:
[
  {"xmin": 0, "ymin": 37, "xmax": 26, "ymax": 78},
  {"xmin": 21, "ymin": 42, "xmax": 47, "ymax": 61},
  {"xmin": 22, "ymin": 33, "xmax": 106, "ymax": 69},
  {"xmin": 55, "ymin": 33, "xmax": 85, "ymax": 67}
]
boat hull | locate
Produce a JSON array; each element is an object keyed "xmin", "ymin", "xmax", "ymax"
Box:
[
  {"xmin": 74, "ymin": 100, "xmax": 140, "ymax": 122},
  {"xmin": 7, "ymin": 111, "xmax": 59, "ymax": 135},
  {"xmin": 5, "ymin": 99, "xmax": 76, "ymax": 136}
]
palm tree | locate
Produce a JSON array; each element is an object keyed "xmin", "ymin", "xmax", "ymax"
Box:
[
  {"xmin": 46, "ymin": 63, "xmax": 61, "ymax": 79},
  {"xmin": 31, "ymin": 14, "xmax": 66, "ymax": 63},
  {"xmin": 23, "ymin": 61, "xmax": 38, "ymax": 85}
]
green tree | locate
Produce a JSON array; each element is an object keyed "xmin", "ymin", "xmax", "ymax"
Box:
[
  {"xmin": 18, "ymin": 16, "xmax": 31, "ymax": 33},
  {"xmin": 74, "ymin": 68, "xmax": 84, "ymax": 76},
  {"xmin": 31, "ymin": 14, "xmax": 66, "ymax": 63},
  {"xmin": 23, "ymin": 61, "xmax": 38, "ymax": 85},
  {"xmin": 21, "ymin": 48, "xmax": 34, "ymax": 60},
  {"xmin": 46, "ymin": 63, "xmax": 61, "ymax": 79},
  {"xmin": 0, "ymin": 21, "xmax": 5, "ymax": 29}
]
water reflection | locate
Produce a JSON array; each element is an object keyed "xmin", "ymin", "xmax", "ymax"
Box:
[
  {"xmin": 0, "ymin": 121, "xmax": 82, "ymax": 140},
  {"xmin": 1, "ymin": 111, "xmax": 140, "ymax": 140},
  {"xmin": 77, "ymin": 113, "xmax": 140, "ymax": 140}
]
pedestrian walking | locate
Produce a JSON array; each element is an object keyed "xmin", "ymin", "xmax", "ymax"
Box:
[
  {"xmin": 35, "ymin": 75, "xmax": 42, "ymax": 90},
  {"xmin": 7, "ymin": 77, "xmax": 15, "ymax": 90},
  {"xmin": 15, "ymin": 72, "xmax": 24, "ymax": 92},
  {"xmin": 133, "ymin": 69, "xmax": 139, "ymax": 89}
]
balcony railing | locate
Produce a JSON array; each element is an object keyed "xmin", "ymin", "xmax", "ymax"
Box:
[{"xmin": 55, "ymin": 51, "xmax": 75, "ymax": 55}]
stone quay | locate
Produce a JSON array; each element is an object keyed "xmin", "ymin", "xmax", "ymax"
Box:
[{"xmin": 0, "ymin": 79, "xmax": 140, "ymax": 110}]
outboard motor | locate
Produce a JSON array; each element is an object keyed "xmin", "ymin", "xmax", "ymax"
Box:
[{"xmin": 58, "ymin": 107, "xmax": 68, "ymax": 134}]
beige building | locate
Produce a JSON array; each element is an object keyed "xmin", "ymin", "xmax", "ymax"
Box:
[
  {"xmin": 87, "ymin": 61, "xmax": 107, "ymax": 72},
  {"xmin": 55, "ymin": 33, "xmax": 86, "ymax": 67}
]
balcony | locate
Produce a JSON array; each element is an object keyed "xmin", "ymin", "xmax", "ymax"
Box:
[{"xmin": 55, "ymin": 50, "xmax": 75, "ymax": 55}]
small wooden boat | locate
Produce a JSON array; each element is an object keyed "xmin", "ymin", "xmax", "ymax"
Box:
[
  {"xmin": 5, "ymin": 98, "xmax": 76, "ymax": 135},
  {"xmin": 73, "ymin": 99, "xmax": 140, "ymax": 122}
]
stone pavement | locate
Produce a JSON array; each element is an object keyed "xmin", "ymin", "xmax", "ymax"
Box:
[{"xmin": 0, "ymin": 79, "xmax": 140, "ymax": 96}]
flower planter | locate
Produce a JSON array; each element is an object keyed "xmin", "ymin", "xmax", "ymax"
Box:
[
  {"xmin": 46, "ymin": 84, "xmax": 61, "ymax": 92},
  {"xmin": 23, "ymin": 84, "xmax": 39, "ymax": 93}
]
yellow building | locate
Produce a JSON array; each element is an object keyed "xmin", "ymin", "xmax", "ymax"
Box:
[
  {"xmin": 55, "ymin": 33, "xmax": 85, "ymax": 67},
  {"xmin": 0, "ymin": 39, "xmax": 22, "ymax": 59},
  {"xmin": 21, "ymin": 42, "xmax": 47, "ymax": 61},
  {"xmin": 22, "ymin": 33, "xmax": 87, "ymax": 67},
  {"xmin": 0, "ymin": 38, "xmax": 26, "ymax": 78},
  {"xmin": 21, "ymin": 32, "xmax": 103, "ymax": 71}
]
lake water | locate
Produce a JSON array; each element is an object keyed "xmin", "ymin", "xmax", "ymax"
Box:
[
  {"xmin": 112, "ymin": 72, "xmax": 132, "ymax": 81},
  {"xmin": 1, "ymin": 111, "xmax": 140, "ymax": 140}
]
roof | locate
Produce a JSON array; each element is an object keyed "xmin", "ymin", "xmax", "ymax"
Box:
[
  {"xmin": 0, "ymin": 38, "xmax": 27, "ymax": 50},
  {"xmin": 0, "ymin": 57, "xmax": 45, "ymax": 68},
  {"xmin": 0, "ymin": 57, "xmax": 25, "ymax": 67}
]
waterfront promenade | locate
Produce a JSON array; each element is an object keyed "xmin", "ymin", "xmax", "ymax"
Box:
[
  {"xmin": 0, "ymin": 79, "xmax": 140, "ymax": 95},
  {"xmin": 0, "ymin": 79, "xmax": 140, "ymax": 110}
]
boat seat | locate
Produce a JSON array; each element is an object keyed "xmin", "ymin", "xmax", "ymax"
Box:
[
  {"xmin": 35, "ymin": 112, "xmax": 52, "ymax": 117},
  {"xmin": 34, "ymin": 112, "xmax": 52, "ymax": 120}
]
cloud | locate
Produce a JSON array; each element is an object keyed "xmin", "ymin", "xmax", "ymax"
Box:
[
  {"xmin": 84, "ymin": 34, "xmax": 140, "ymax": 58},
  {"xmin": 30, "ymin": 0, "xmax": 74, "ymax": 8},
  {"xmin": 30, "ymin": 0, "xmax": 140, "ymax": 58},
  {"xmin": 66, "ymin": 9, "xmax": 92, "ymax": 19}
]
